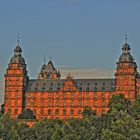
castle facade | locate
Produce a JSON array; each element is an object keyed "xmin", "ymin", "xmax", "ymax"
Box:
[{"xmin": 3, "ymin": 40, "xmax": 140, "ymax": 119}]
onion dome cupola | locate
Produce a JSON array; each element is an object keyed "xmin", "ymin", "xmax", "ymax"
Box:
[
  {"xmin": 118, "ymin": 42, "xmax": 134, "ymax": 63},
  {"xmin": 10, "ymin": 44, "xmax": 25, "ymax": 64},
  {"xmin": 10, "ymin": 35, "xmax": 25, "ymax": 64}
]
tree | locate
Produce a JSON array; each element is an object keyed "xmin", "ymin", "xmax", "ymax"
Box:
[
  {"xmin": 109, "ymin": 94, "xmax": 131, "ymax": 113},
  {"xmin": 100, "ymin": 110, "xmax": 140, "ymax": 140},
  {"xmin": 82, "ymin": 106, "xmax": 96, "ymax": 118},
  {"xmin": 131, "ymin": 99, "xmax": 140, "ymax": 119},
  {"xmin": 0, "ymin": 114, "xmax": 19, "ymax": 140}
]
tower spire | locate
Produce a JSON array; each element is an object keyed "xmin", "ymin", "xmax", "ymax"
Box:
[
  {"xmin": 17, "ymin": 33, "xmax": 20, "ymax": 46},
  {"xmin": 125, "ymin": 34, "xmax": 127, "ymax": 43}
]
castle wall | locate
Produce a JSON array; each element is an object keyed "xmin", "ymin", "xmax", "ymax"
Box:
[{"xmin": 25, "ymin": 91, "xmax": 114, "ymax": 119}]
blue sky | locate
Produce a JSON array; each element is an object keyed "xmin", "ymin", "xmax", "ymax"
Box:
[{"xmin": 0, "ymin": 0, "xmax": 140, "ymax": 80}]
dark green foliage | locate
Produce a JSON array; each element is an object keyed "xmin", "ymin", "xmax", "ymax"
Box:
[
  {"xmin": 109, "ymin": 94, "xmax": 131, "ymax": 112},
  {"xmin": 1, "ymin": 104, "xmax": 4, "ymax": 114},
  {"xmin": 0, "ymin": 94, "xmax": 140, "ymax": 140},
  {"xmin": 82, "ymin": 106, "xmax": 96, "ymax": 117}
]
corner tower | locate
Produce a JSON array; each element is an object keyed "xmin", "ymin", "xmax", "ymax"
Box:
[
  {"xmin": 115, "ymin": 40, "xmax": 138, "ymax": 100},
  {"xmin": 4, "ymin": 43, "xmax": 28, "ymax": 118}
]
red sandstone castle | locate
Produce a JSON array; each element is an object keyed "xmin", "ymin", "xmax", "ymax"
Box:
[{"xmin": 3, "ymin": 40, "xmax": 140, "ymax": 120}]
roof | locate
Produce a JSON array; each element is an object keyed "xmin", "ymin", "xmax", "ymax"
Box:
[
  {"xmin": 119, "ymin": 42, "xmax": 134, "ymax": 62},
  {"xmin": 10, "ymin": 45, "xmax": 25, "ymax": 64},
  {"xmin": 38, "ymin": 60, "xmax": 61, "ymax": 79},
  {"xmin": 26, "ymin": 78, "xmax": 115, "ymax": 92}
]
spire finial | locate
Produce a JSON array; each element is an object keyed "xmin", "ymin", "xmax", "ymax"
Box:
[
  {"xmin": 17, "ymin": 33, "xmax": 20, "ymax": 46},
  {"xmin": 125, "ymin": 34, "xmax": 127, "ymax": 43},
  {"xmin": 44, "ymin": 56, "xmax": 46, "ymax": 64},
  {"xmin": 49, "ymin": 56, "xmax": 53, "ymax": 61}
]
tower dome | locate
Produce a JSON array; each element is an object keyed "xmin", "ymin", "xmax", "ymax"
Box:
[
  {"xmin": 122, "ymin": 43, "xmax": 131, "ymax": 52},
  {"xmin": 10, "ymin": 55, "xmax": 25, "ymax": 64},
  {"xmin": 10, "ymin": 44, "xmax": 25, "ymax": 64},
  {"xmin": 119, "ymin": 42, "xmax": 134, "ymax": 62},
  {"xmin": 14, "ymin": 45, "xmax": 22, "ymax": 54}
]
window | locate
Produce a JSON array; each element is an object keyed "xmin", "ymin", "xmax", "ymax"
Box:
[
  {"xmin": 110, "ymin": 87, "xmax": 114, "ymax": 90},
  {"xmin": 78, "ymin": 101, "xmax": 82, "ymax": 106},
  {"xmin": 56, "ymin": 94, "xmax": 59, "ymax": 99},
  {"xmin": 48, "ymin": 100, "xmax": 51, "ymax": 106},
  {"xmin": 86, "ymin": 87, "xmax": 90, "ymax": 91},
  {"xmin": 63, "ymin": 101, "xmax": 66, "ymax": 106},
  {"xmin": 70, "ymin": 109, "xmax": 74, "ymax": 115},
  {"xmin": 79, "ymin": 87, "xmax": 82, "ymax": 91},
  {"xmin": 79, "ymin": 94, "xmax": 82, "ymax": 99},
  {"xmin": 78, "ymin": 109, "xmax": 82, "ymax": 114},
  {"xmin": 33, "ymin": 109, "xmax": 36, "ymax": 114},
  {"xmin": 33, "ymin": 102, "xmax": 37, "ymax": 107},
  {"xmin": 26, "ymin": 94, "xmax": 30, "ymax": 98},
  {"xmin": 94, "ymin": 101, "xmax": 97, "ymax": 107},
  {"xmin": 94, "ymin": 87, "xmax": 97, "ymax": 91},
  {"xmin": 71, "ymin": 100, "xmax": 74, "ymax": 106},
  {"xmin": 15, "ymin": 100, "xmax": 18, "ymax": 106},
  {"xmin": 86, "ymin": 101, "xmax": 90, "ymax": 106},
  {"xmin": 8, "ymin": 108, "xmax": 11, "ymax": 113},
  {"xmin": 102, "ymin": 101, "xmax": 106, "ymax": 107},
  {"xmin": 102, "ymin": 83, "xmax": 105, "ymax": 86},
  {"xmin": 8, "ymin": 100, "xmax": 11, "ymax": 107},
  {"xmin": 55, "ymin": 109, "xmax": 59, "ymax": 115},
  {"xmin": 87, "ymin": 82, "xmax": 90, "ymax": 86},
  {"xmin": 71, "ymin": 93, "xmax": 74, "ymax": 98},
  {"xmin": 40, "ymin": 109, "xmax": 44, "ymax": 115},
  {"xmin": 102, "ymin": 94, "xmax": 105, "ymax": 100},
  {"xmin": 48, "ymin": 93, "xmax": 51, "ymax": 98},
  {"xmin": 48, "ymin": 109, "xmax": 51, "ymax": 115},
  {"xmin": 15, "ymin": 93, "xmax": 18, "ymax": 98},
  {"xmin": 40, "ymin": 101, "xmax": 44, "ymax": 106},
  {"xmin": 63, "ymin": 93, "xmax": 67, "ymax": 98},
  {"xmin": 63, "ymin": 109, "xmax": 66, "ymax": 115},
  {"xmin": 86, "ymin": 93, "xmax": 90, "ymax": 99},
  {"xmin": 93, "ymin": 93, "xmax": 97, "ymax": 99},
  {"xmin": 56, "ymin": 101, "xmax": 59, "ymax": 106},
  {"xmin": 49, "ymin": 87, "xmax": 52, "ymax": 91},
  {"xmin": 14, "ymin": 108, "xmax": 18, "ymax": 114},
  {"xmin": 102, "ymin": 87, "xmax": 105, "ymax": 91},
  {"xmin": 33, "ymin": 95, "xmax": 37, "ymax": 100},
  {"xmin": 42, "ymin": 87, "xmax": 45, "ymax": 90}
]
